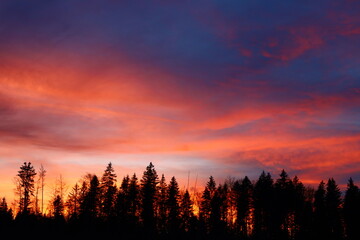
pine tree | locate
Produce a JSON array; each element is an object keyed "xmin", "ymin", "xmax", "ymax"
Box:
[
  {"xmin": 0, "ymin": 197, "xmax": 13, "ymax": 229},
  {"xmin": 200, "ymin": 186, "xmax": 211, "ymax": 224},
  {"xmin": 344, "ymin": 178, "xmax": 360, "ymax": 240},
  {"xmin": 167, "ymin": 176, "xmax": 180, "ymax": 234},
  {"xmin": 200, "ymin": 176, "xmax": 216, "ymax": 231},
  {"xmin": 79, "ymin": 175, "xmax": 100, "ymax": 220},
  {"xmin": 234, "ymin": 176, "xmax": 253, "ymax": 238},
  {"xmin": 200, "ymin": 176, "xmax": 221, "ymax": 234},
  {"xmin": 274, "ymin": 169, "xmax": 294, "ymax": 240},
  {"xmin": 325, "ymin": 178, "xmax": 343, "ymax": 240},
  {"xmin": 207, "ymin": 176, "xmax": 216, "ymax": 197},
  {"xmin": 253, "ymin": 171, "xmax": 274, "ymax": 239},
  {"xmin": 218, "ymin": 183, "xmax": 229, "ymax": 224},
  {"xmin": 210, "ymin": 184, "xmax": 226, "ymax": 235},
  {"xmin": 17, "ymin": 162, "xmax": 37, "ymax": 215},
  {"xmin": 157, "ymin": 174, "xmax": 168, "ymax": 233},
  {"xmin": 140, "ymin": 162, "xmax": 159, "ymax": 232},
  {"xmin": 292, "ymin": 176, "xmax": 308, "ymax": 240},
  {"xmin": 314, "ymin": 181, "xmax": 326, "ymax": 239},
  {"xmin": 53, "ymin": 195, "xmax": 65, "ymax": 221},
  {"xmin": 115, "ymin": 175, "xmax": 130, "ymax": 219},
  {"xmin": 128, "ymin": 173, "xmax": 140, "ymax": 219},
  {"xmin": 100, "ymin": 162, "xmax": 117, "ymax": 219},
  {"xmin": 66, "ymin": 183, "xmax": 80, "ymax": 219},
  {"xmin": 180, "ymin": 190, "xmax": 194, "ymax": 232}
]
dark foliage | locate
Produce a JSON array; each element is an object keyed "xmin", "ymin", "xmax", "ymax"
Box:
[{"xmin": 1, "ymin": 162, "xmax": 359, "ymax": 240}]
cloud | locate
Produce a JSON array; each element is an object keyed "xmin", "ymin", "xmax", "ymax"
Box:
[{"xmin": 0, "ymin": 0, "xmax": 360, "ymax": 205}]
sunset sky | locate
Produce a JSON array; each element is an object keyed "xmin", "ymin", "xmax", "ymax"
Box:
[{"xmin": 1, "ymin": 0, "xmax": 360, "ymax": 204}]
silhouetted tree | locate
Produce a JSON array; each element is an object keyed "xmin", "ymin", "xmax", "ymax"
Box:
[
  {"xmin": 100, "ymin": 162, "xmax": 117, "ymax": 219},
  {"xmin": 234, "ymin": 176, "xmax": 253, "ymax": 238},
  {"xmin": 210, "ymin": 183, "xmax": 227, "ymax": 236},
  {"xmin": 66, "ymin": 183, "xmax": 80, "ymax": 219},
  {"xmin": 325, "ymin": 178, "xmax": 343, "ymax": 240},
  {"xmin": 344, "ymin": 178, "xmax": 360, "ymax": 240},
  {"xmin": 115, "ymin": 175, "xmax": 130, "ymax": 219},
  {"xmin": 200, "ymin": 176, "xmax": 216, "ymax": 233},
  {"xmin": 314, "ymin": 181, "xmax": 327, "ymax": 240},
  {"xmin": 17, "ymin": 162, "xmax": 37, "ymax": 215},
  {"xmin": 180, "ymin": 189, "xmax": 194, "ymax": 232},
  {"xmin": 140, "ymin": 162, "xmax": 159, "ymax": 232},
  {"xmin": 292, "ymin": 176, "xmax": 310, "ymax": 240},
  {"xmin": 79, "ymin": 175, "xmax": 100, "ymax": 220},
  {"xmin": 167, "ymin": 176, "xmax": 180, "ymax": 234},
  {"xmin": 39, "ymin": 164, "xmax": 46, "ymax": 215},
  {"xmin": 156, "ymin": 174, "xmax": 167, "ymax": 233},
  {"xmin": 0, "ymin": 197, "xmax": 13, "ymax": 230},
  {"xmin": 253, "ymin": 171, "xmax": 274, "ymax": 240},
  {"xmin": 274, "ymin": 170, "xmax": 295, "ymax": 240},
  {"xmin": 7, "ymin": 162, "xmax": 360, "ymax": 240},
  {"xmin": 34, "ymin": 164, "xmax": 46, "ymax": 215},
  {"xmin": 218, "ymin": 183, "xmax": 229, "ymax": 224},
  {"xmin": 77, "ymin": 180, "xmax": 89, "ymax": 215},
  {"xmin": 53, "ymin": 195, "xmax": 65, "ymax": 221},
  {"xmin": 128, "ymin": 173, "xmax": 140, "ymax": 219}
]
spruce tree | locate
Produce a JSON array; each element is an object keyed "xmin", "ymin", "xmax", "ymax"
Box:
[
  {"xmin": 128, "ymin": 173, "xmax": 140, "ymax": 219},
  {"xmin": 292, "ymin": 176, "xmax": 308, "ymax": 240},
  {"xmin": 180, "ymin": 190, "xmax": 194, "ymax": 232},
  {"xmin": 325, "ymin": 178, "xmax": 343, "ymax": 240},
  {"xmin": 79, "ymin": 175, "xmax": 100, "ymax": 220},
  {"xmin": 140, "ymin": 162, "xmax": 159, "ymax": 232},
  {"xmin": 314, "ymin": 181, "xmax": 326, "ymax": 239},
  {"xmin": 157, "ymin": 174, "xmax": 168, "ymax": 233},
  {"xmin": 17, "ymin": 162, "xmax": 37, "ymax": 215},
  {"xmin": 115, "ymin": 175, "xmax": 130, "ymax": 219},
  {"xmin": 274, "ymin": 169, "xmax": 294, "ymax": 240},
  {"xmin": 200, "ymin": 176, "xmax": 222, "ymax": 234},
  {"xmin": 200, "ymin": 176, "xmax": 216, "ymax": 233},
  {"xmin": 53, "ymin": 195, "xmax": 65, "ymax": 221},
  {"xmin": 0, "ymin": 197, "xmax": 13, "ymax": 229},
  {"xmin": 167, "ymin": 176, "xmax": 180, "ymax": 234},
  {"xmin": 66, "ymin": 183, "xmax": 80, "ymax": 219},
  {"xmin": 234, "ymin": 176, "xmax": 253, "ymax": 238},
  {"xmin": 344, "ymin": 178, "xmax": 360, "ymax": 240},
  {"xmin": 100, "ymin": 162, "xmax": 117, "ymax": 219},
  {"xmin": 253, "ymin": 171, "xmax": 274, "ymax": 239}
]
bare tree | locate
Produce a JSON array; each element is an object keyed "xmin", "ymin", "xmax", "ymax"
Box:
[
  {"xmin": 39, "ymin": 164, "xmax": 46, "ymax": 215},
  {"xmin": 12, "ymin": 176, "xmax": 22, "ymax": 215}
]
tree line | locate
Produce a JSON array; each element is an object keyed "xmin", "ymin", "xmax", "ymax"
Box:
[{"xmin": 0, "ymin": 161, "xmax": 359, "ymax": 240}]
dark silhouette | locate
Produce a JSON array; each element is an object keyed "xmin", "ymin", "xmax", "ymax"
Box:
[
  {"xmin": 140, "ymin": 162, "xmax": 159, "ymax": 234},
  {"xmin": 325, "ymin": 178, "xmax": 343, "ymax": 240},
  {"xmin": 314, "ymin": 180, "xmax": 327, "ymax": 240},
  {"xmin": 1, "ymin": 161, "xmax": 359, "ymax": 240},
  {"xmin": 180, "ymin": 189, "xmax": 194, "ymax": 233},
  {"xmin": 79, "ymin": 174, "xmax": 100, "ymax": 221},
  {"xmin": 233, "ymin": 176, "xmax": 253, "ymax": 239},
  {"xmin": 273, "ymin": 169, "xmax": 295, "ymax": 240},
  {"xmin": 0, "ymin": 197, "xmax": 13, "ymax": 231},
  {"xmin": 167, "ymin": 176, "xmax": 181, "ymax": 235},
  {"xmin": 344, "ymin": 178, "xmax": 360, "ymax": 240},
  {"xmin": 99, "ymin": 162, "xmax": 117, "ymax": 219},
  {"xmin": 253, "ymin": 171, "xmax": 274, "ymax": 240},
  {"xmin": 17, "ymin": 162, "xmax": 37, "ymax": 215},
  {"xmin": 157, "ymin": 174, "xmax": 168, "ymax": 234}
]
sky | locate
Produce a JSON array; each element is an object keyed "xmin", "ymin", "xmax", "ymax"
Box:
[{"xmin": 0, "ymin": 0, "xmax": 360, "ymax": 204}]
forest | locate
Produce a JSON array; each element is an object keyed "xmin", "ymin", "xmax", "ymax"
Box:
[{"xmin": 0, "ymin": 162, "xmax": 359, "ymax": 240}]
